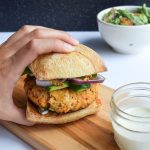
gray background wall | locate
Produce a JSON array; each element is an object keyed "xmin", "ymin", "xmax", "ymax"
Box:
[{"xmin": 0, "ymin": 0, "xmax": 149, "ymax": 31}]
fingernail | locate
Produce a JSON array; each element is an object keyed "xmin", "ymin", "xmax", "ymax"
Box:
[
  {"xmin": 71, "ymin": 38, "xmax": 79, "ymax": 45},
  {"xmin": 64, "ymin": 43, "xmax": 75, "ymax": 51}
]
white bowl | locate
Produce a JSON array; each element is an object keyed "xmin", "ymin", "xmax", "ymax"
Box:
[{"xmin": 97, "ymin": 6, "xmax": 150, "ymax": 54}]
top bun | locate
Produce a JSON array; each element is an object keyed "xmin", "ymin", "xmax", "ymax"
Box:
[{"xmin": 29, "ymin": 44, "xmax": 107, "ymax": 80}]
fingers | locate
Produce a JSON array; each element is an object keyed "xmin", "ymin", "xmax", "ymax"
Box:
[
  {"xmin": 9, "ymin": 28, "xmax": 79, "ymax": 52},
  {"xmin": 3, "ymin": 26, "xmax": 78, "ymax": 59},
  {"xmin": 11, "ymin": 39, "xmax": 76, "ymax": 76},
  {"xmin": 3, "ymin": 25, "xmax": 48, "ymax": 47},
  {"xmin": 0, "ymin": 25, "xmax": 50, "ymax": 59}
]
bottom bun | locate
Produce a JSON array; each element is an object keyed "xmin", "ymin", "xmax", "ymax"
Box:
[{"xmin": 26, "ymin": 99, "xmax": 101, "ymax": 124}]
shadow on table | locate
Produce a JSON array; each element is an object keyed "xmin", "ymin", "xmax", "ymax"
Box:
[{"xmin": 82, "ymin": 37, "xmax": 118, "ymax": 56}]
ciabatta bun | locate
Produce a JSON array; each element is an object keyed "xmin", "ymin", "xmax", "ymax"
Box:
[
  {"xmin": 29, "ymin": 44, "xmax": 107, "ymax": 80},
  {"xmin": 26, "ymin": 99, "xmax": 100, "ymax": 124}
]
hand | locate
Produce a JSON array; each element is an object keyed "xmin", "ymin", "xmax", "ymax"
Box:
[{"xmin": 0, "ymin": 25, "xmax": 79, "ymax": 126}]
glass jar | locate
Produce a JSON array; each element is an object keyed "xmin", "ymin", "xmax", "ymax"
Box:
[{"xmin": 110, "ymin": 83, "xmax": 150, "ymax": 150}]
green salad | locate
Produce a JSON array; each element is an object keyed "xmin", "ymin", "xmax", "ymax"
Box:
[{"xmin": 103, "ymin": 4, "xmax": 150, "ymax": 25}]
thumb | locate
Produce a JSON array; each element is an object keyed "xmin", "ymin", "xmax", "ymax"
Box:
[{"xmin": 8, "ymin": 104, "xmax": 34, "ymax": 126}]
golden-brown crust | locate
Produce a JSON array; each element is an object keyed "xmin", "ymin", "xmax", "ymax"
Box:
[
  {"xmin": 49, "ymin": 84, "xmax": 99, "ymax": 113},
  {"xmin": 24, "ymin": 76, "xmax": 100, "ymax": 113},
  {"xmin": 26, "ymin": 100, "xmax": 101, "ymax": 124},
  {"xmin": 29, "ymin": 44, "xmax": 107, "ymax": 80},
  {"xmin": 76, "ymin": 44, "xmax": 107, "ymax": 73}
]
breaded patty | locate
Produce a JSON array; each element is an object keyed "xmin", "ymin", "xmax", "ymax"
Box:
[{"xmin": 24, "ymin": 76, "xmax": 100, "ymax": 113}]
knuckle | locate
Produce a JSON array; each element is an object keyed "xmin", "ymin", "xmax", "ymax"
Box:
[
  {"xmin": 53, "ymin": 39, "xmax": 63, "ymax": 50},
  {"xmin": 0, "ymin": 48, "xmax": 11, "ymax": 61},
  {"xmin": 59, "ymin": 30, "xmax": 70, "ymax": 38},
  {"xmin": 64, "ymin": 33, "xmax": 71, "ymax": 39},
  {"xmin": 21, "ymin": 25, "xmax": 31, "ymax": 33},
  {"xmin": 32, "ymin": 28, "xmax": 43, "ymax": 38},
  {"xmin": 27, "ymin": 39, "xmax": 38, "ymax": 52}
]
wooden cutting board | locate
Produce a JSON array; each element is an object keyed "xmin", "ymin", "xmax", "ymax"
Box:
[{"xmin": 0, "ymin": 77, "xmax": 119, "ymax": 150}]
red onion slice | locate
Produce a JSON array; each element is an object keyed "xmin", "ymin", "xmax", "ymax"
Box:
[
  {"xmin": 36, "ymin": 79, "xmax": 67, "ymax": 87},
  {"xmin": 36, "ymin": 80, "xmax": 52, "ymax": 87},
  {"xmin": 68, "ymin": 74, "xmax": 105, "ymax": 84}
]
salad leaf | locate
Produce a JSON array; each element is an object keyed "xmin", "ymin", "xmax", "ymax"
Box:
[
  {"xmin": 138, "ymin": 13, "xmax": 148, "ymax": 24},
  {"xmin": 69, "ymin": 83, "xmax": 91, "ymax": 92},
  {"xmin": 45, "ymin": 81, "xmax": 69, "ymax": 91},
  {"xmin": 45, "ymin": 81, "xmax": 91, "ymax": 92},
  {"xmin": 22, "ymin": 67, "xmax": 32, "ymax": 76},
  {"xmin": 103, "ymin": 8, "xmax": 121, "ymax": 24},
  {"xmin": 118, "ymin": 9, "xmax": 144, "ymax": 25},
  {"xmin": 139, "ymin": 4, "xmax": 150, "ymax": 17}
]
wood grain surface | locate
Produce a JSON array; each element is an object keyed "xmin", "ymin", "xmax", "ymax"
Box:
[{"xmin": 0, "ymin": 77, "xmax": 120, "ymax": 150}]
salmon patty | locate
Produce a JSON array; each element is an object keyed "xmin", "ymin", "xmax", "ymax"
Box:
[{"xmin": 24, "ymin": 76, "xmax": 100, "ymax": 113}]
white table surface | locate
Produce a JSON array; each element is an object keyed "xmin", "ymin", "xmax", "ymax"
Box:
[{"xmin": 0, "ymin": 31, "xmax": 150, "ymax": 150}]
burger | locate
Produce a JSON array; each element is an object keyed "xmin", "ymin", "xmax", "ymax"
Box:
[{"xmin": 23, "ymin": 44, "xmax": 107, "ymax": 124}]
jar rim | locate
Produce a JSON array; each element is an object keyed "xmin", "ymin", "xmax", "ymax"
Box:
[{"xmin": 111, "ymin": 82, "xmax": 150, "ymax": 119}]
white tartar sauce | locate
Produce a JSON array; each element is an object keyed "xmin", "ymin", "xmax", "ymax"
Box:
[{"xmin": 113, "ymin": 107, "xmax": 150, "ymax": 150}]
